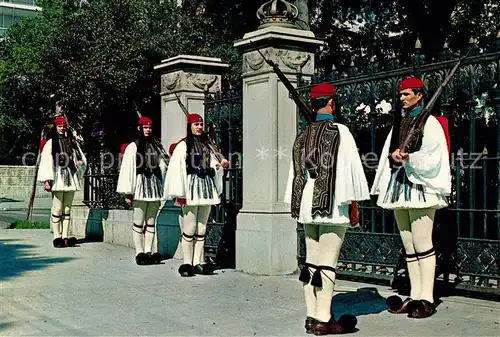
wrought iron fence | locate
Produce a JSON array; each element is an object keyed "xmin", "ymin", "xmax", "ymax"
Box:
[
  {"xmin": 82, "ymin": 159, "xmax": 128, "ymax": 210},
  {"xmin": 83, "ymin": 173, "xmax": 126, "ymax": 209},
  {"xmin": 296, "ymin": 40, "xmax": 500, "ymax": 295},
  {"xmin": 203, "ymin": 87, "xmax": 243, "ymax": 268}
]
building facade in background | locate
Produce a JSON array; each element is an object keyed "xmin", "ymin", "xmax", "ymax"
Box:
[{"xmin": 0, "ymin": 1, "xmax": 41, "ymax": 36}]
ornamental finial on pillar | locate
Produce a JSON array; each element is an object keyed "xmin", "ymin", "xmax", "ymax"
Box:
[{"xmin": 256, "ymin": 0, "xmax": 299, "ymax": 29}]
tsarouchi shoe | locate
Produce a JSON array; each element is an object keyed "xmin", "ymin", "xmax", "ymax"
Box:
[
  {"xmin": 147, "ymin": 252, "xmax": 162, "ymax": 264},
  {"xmin": 387, "ymin": 296, "xmax": 412, "ymax": 314},
  {"xmin": 194, "ymin": 263, "xmax": 215, "ymax": 275},
  {"xmin": 408, "ymin": 299, "xmax": 437, "ymax": 318},
  {"xmin": 135, "ymin": 252, "xmax": 150, "ymax": 265},
  {"xmin": 305, "ymin": 316, "xmax": 319, "ymax": 334},
  {"xmin": 64, "ymin": 237, "xmax": 77, "ymax": 247},
  {"xmin": 178, "ymin": 264, "xmax": 196, "ymax": 277},
  {"xmin": 53, "ymin": 238, "xmax": 65, "ymax": 248}
]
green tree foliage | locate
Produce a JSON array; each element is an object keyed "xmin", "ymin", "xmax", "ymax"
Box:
[
  {"xmin": 0, "ymin": 0, "xmax": 497, "ymax": 165},
  {"xmin": 308, "ymin": 0, "xmax": 499, "ymax": 73},
  {"xmin": 0, "ymin": 0, "xmax": 241, "ymax": 164}
]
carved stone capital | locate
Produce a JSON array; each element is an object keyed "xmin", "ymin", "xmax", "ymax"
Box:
[
  {"xmin": 161, "ymin": 73, "xmax": 180, "ymax": 92},
  {"xmin": 243, "ymin": 48, "xmax": 314, "ymax": 75},
  {"xmin": 277, "ymin": 50, "xmax": 311, "ymax": 72},
  {"xmin": 187, "ymin": 73, "xmax": 218, "ymax": 91},
  {"xmin": 160, "ymin": 71, "xmax": 221, "ymax": 94}
]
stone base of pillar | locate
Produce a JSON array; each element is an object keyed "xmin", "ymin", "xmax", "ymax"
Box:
[{"xmin": 236, "ymin": 212, "xmax": 297, "ymax": 275}]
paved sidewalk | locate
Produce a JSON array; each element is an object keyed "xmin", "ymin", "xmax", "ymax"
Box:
[
  {"xmin": 0, "ymin": 197, "xmax": 52, "ymax": 229},
  {"xmin": 1, "ymin": 229, "xmax": 499, "ymax": 336}
]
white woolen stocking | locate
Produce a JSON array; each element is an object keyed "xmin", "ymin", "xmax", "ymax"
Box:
[
  {"xmin": 181, "ymin": 206, "xmax": 198, "ymax": 265},
  {"xmin": 395, "ymin": 209, "xmax": 421, "ymax": 299},
  {"xmin": 144, "ymin": 201, "xmax": 160, "ymax": 254},
  {"xmin": 410, "ymin": 208, "xmax": 436, "ymax": 303},
  {"xmin": 303, "ymin": 224, "xmax": 320, "ymax": 319},
  {"xmin": 314, "ymin": 225, "xmax": 347, "ymax": 323},
  {"xmin": 51, "ymin": 192, "xmax": 64, "ymax": 239},
  {"xmin": 61, "ymin": 191, "xmax": 75, "ymax": 239},
  {"xmin": 52, "ymin": 215, "xmax": 62, "ymax": 239},
  {"xmin": 132, "ymin": 201, "xmax": 147, "ymax": 255},
  {"xmin": 192, "ymin": 206, "xmax": 211, "ymax": 266}
]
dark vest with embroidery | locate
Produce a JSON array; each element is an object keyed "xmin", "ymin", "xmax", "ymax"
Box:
[
  {"xmin": 134, "ymin": 139, "xmax": 163, "ymax": 198},
  {"xmin": 291, "ymin": 120, "xmax": 341, "ymax": 218},
  {"xmin": 186, "ymin": 137, "xmax": 215, "ymax": 178},
  {"xmin": 52, "ymin": 136, "xmax": 78, "ymax": 186},
  {"xmin": 384, "ymin": 111, "xmax": 429, "ymax": 203}
]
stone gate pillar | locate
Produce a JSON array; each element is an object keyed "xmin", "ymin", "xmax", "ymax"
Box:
[
  {"xmin": 153, "ymin": 55, "xmax": 228, "ymax": 258},
  {"xmin": 153, "ymin": 55, "xmax": 229, "ymax": 150},
  {"xmin": 233, "ymin": 1, "xmax": 322, "ymax": 275}
]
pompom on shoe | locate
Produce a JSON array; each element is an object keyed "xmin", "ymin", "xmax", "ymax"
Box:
[
  {"xmin": 178, "ymin": 264, "xmax": 196, "ymax": 277},
  {"xmin": 386, "ymin": 296, "xmax": 412, "ymax": 314},
  {"xmin": 53, "ymin": 238, "xmax": 65, "ymax": 248},
  {"xmin": 135, "ymin": 252, "xmax": 151, "ymax": 266},
  {"xmin": 408, "ymin": 299, "xmax": 437, "ymax": 318},
  {"xmin": 147, "ymin": 252, "xmax": 163, "ymax": 264},
  {"xmin": 194, "ymin": 263, "xmax": 216, "ymax": 275},
  {"xmin": 305, "ymin": 316, "xmax": 319, "ymax": 334},
  {"xmin": 64, "ymin": 237, "xmax": 77, "ymax": 247}
]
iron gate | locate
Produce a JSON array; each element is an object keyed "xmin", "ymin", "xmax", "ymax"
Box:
[
  {"xmin": 296, "ymin": 41, "xmax": 500, "ymax": 295},
  {"xmin": 203, "ymin": 87, "xmax": 243, "ymax": 268}
]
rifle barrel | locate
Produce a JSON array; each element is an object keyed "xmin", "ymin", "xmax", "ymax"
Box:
[
  {"xmin": 400, "ymin": 50, "xmax": 470, "ymax": 151},
  {"xmin": 255, "ymin": 47, "xmax": 314, "ymax": 124}
]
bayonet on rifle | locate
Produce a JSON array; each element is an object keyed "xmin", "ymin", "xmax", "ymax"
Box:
[{"xmin": 400, "ymin": 47, "xmax": 473, "ymax": 152}]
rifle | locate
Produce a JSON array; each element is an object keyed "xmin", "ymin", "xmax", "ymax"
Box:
[
  {"xmin": 254, "ymin": 48, "xmax": 314, "ymax": 124},
  {"xmin": 400, "ymin": 47, "xmax": 473, "ymax": 152},
  {"xmin": 26, "ymin": 127, "xmax": 50, "ymax": 221},
  {"xmin": 173, "ymin": 93, "xmax": 225, "ymax": 163}
]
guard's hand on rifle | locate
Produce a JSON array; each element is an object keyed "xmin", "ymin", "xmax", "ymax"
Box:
[
  {"xmin": 219, "ymin": 159, "xmax": 230, "ymax": 169},
  {"xmin": 76, "ymin": 161, "xmax": 83, "ymax": 167},
  {"xmin": 44, "ymin": 180, "xmax": 52, "ymax": 192},
  {"xmin": 125, "ymin": 195, "xmax": 133, "ymax": 205},
  {"xmin": 391, "ymin": 149, "xmax": 405, "ymax": 163}
]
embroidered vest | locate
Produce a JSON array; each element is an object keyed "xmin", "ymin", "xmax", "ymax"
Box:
[{"xmin": 291, "ymin": 120, "xmax": 341, "ymax": 218}]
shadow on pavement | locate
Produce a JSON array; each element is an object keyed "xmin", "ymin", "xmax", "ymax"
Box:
[
  {"xmin": 0, "ymin": 197, "xmax": 21, "ymax": 203},
  {"xmin": 0, "ymin": 322, "xmax": 10, "ymax": 332},
  {"xmin": 0, "ymin": 238, "xmax": 75, "ymax": 282},
  {"xmin": 332, "ymin": 287, "xmax": 389, "ymax": 318}
]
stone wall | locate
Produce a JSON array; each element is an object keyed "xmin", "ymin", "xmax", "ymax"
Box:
[{"xmin": 0, "ymin": 165, "xmax": 49, "ymax": 202}]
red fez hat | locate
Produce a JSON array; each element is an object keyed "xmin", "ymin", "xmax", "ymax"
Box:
[
  {"xmin": 310, "ymin": 83, "xmax": 336, "ymax": 99},
  {"xmin": 187, "ymin": 113, "xmax": 203, "ymax": 124},
  {"xmin": 138, "ymin": 116, "xmax": 152, "ymax": 126},
  {"xmin": 399, "ymin": 77, "xmax": 425, "ymax": 90},
  {"xmin": 54, "ymin": 116, "xmax": 67, "ymax": 126}
]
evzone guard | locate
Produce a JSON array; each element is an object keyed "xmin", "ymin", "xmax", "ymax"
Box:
[
  {"xmin": 117, "ymin": 116, "xmax": 168, "ymax": 265},
  {"xmin": 38, "ymin": 116, "xmax": 87, "ymax": 248},
  {"xmin": 285, "ymin": 83, "xmax": 370, "ymax": 335},
  {"xmin": 165, "ymin": 113, "xmax": 229, "ymax": 277},
  {"xmin": 371, "ymin": 77, "xmax": 451, "ymax": 318}
]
